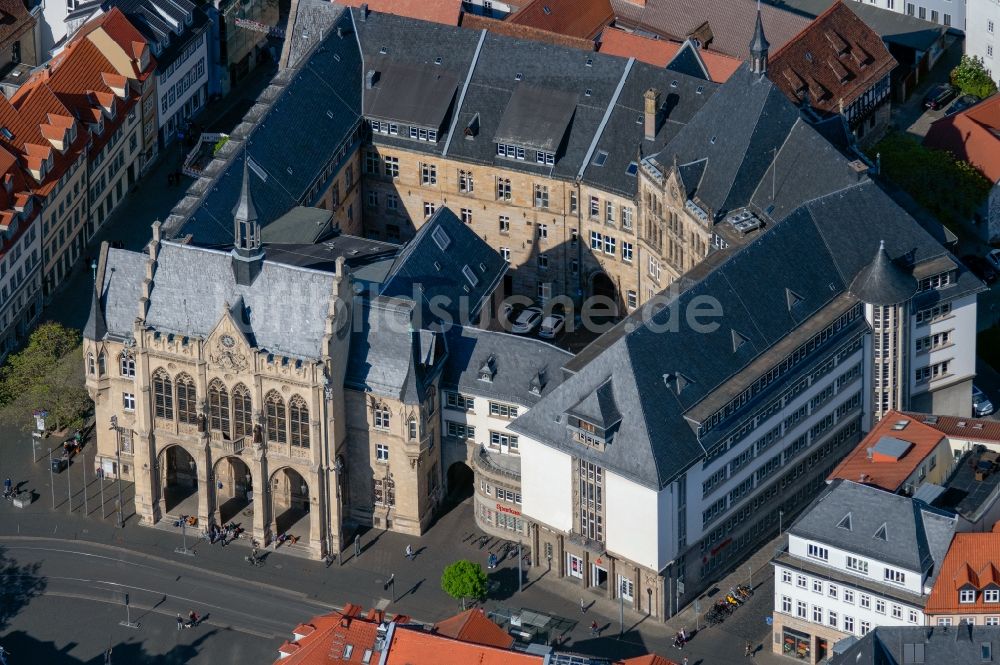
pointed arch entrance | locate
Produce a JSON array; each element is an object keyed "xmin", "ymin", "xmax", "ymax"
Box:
[
  {"xmin": 157, "ymin": 445, "xmax": 198, "ymax": 517},
  {"xmin": 213, "ymin": 456, "xmax": 253, "ymax": 524},
  {"xmin": 269, "ymin": 467, "xmax": 311, "ymax": 539}
]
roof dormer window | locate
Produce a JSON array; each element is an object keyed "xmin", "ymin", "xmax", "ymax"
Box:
[{"xmin": 479, "ymin": 354, "xmax": 496, "ymax": 382}]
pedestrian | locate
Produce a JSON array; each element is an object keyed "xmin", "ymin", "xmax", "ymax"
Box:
[
  {"xmin": 682, "ymin": 659, "xmax": 688, "ymax": 665},
  {"xmin": 745, "ymin": 640, "xmax": 753, "ymax": 658},
  {"xmin": 580, "ymin": 597, "xmax": 586, "ymax": 613},
  {"xmin": 3, "ymin": 478, "xmax": 11, "ymax": 499},
  {"xmin": 590, "ymin": 620, "xmax": 599, "ymax": 636},
  {"xmin": 176, "ymin": 614, "xmax": 183, "ymax": 631},
  {"xmin": 187, "ymin": 610, "xmax": 199, "ymax": 628},
  {"xmin": 405, "ymin": 544, "xmax": 413, "ymax": 560}
]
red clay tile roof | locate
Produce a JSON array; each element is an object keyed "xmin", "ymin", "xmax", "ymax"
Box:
[
  {"xmin": 768, "ymin": 1, "xmax": 896, "ymax": 114},
  {"xmin": 925, "ymin": 93, "xmax": 1000, "ymax": 184},
  {"xmin": 915, "ymin": 411, "xmax": 1000, "ymax": 442},
  {"xmin": 339, "ymin": 0, "xmax": 462, "ymax": 26},
  {"xmin": 384, "ymin": 628, "xmax": 536, "ymax": 665},
  {"xmin": 926, "ymin": 532, "xmax": 1000, "ymax": 615},
  {"xmin": 431, "ymin": 609, "xmax": 514, "ymax": 649},
  {"xmin": 509, "ymin": 0, "xmax": 613, "ymax": 40},
  {"xmin": 459, "ymin": 13, "xmax": 596, "ymax": 51},
  {"xmin": 598, "ymin": 28, "xmax": 741, "ymax": 81},
  {"xmin": 827, "ymin": 409, "xmax": 946, "ymax": 492},
  {"xmin": 618, "ymin": 656, "xmax": 680, "ymax": 665},
  {"xmin": 609, "ymin": 0, "xmax": 809, "ymax": 59},
  {"xmin": 274, "ymin": 604, "xmax": 395, "ymax": 664}
]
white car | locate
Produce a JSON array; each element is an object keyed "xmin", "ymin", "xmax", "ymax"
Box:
[
  {"xmin": 511, "ymin": 307, "xmax": 543, "ymax": 334},
  {"xmin": 538, "ymin": 314, "xmax": 566, "ymax": 339},
  {"xmin": 988, "ymin": 249, "xmax": 1000, "ymax": 272},
  {"xmin": 973, "ymin": 385, "xmax": 995, "ymax": 417}
]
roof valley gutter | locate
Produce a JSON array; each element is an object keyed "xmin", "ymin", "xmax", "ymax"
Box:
[
  {"xmin": 442, "ymin": 29, "xmax": 487, "ymax": 158},
  {"xmin": 578, "ymin": 57, "xmax": 634, "ymax": 181},
  {"xmin": 350, "ymin": 6, "xmax": 365, "ymax": 114}
]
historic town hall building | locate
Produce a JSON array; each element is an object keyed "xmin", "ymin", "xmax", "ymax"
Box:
[{"xmin": 84, "ymin": 2, "xmax": 983, "ymax": 620}]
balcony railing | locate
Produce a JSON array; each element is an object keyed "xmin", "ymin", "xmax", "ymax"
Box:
[{"xmin": 475, "ymin": 445, "xmax": 521, "ymax": 482}]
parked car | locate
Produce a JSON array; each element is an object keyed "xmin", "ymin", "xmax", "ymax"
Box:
[
  {"xmin": 974, "ymin": 385, "xmax": 995, "ymax": 417},
  {"xmin": 961, "ymin": 254, "xmax": 998, "ymax": 284},
  {"xmin": 538, "ymin": 314, "xmax": 566, "ymax": 339},
  {"xmin": 946, "ymin": 94, "xmax": 980, "ymax": 116},
  {"xmin": 510, "ymin": 307, "xmax": 543, "ymax": 334},
  {"xmin": 923, "ymin": 84, "xmax": 957, "ymax": 110},
  {"xmin": 988, "ymin": 249, "xmax": 1000, "ymax": 272}
]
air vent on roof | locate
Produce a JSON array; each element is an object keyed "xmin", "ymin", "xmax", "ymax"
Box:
[
  {"xmin": 515, "ymin": 72, "xmax": 523, "ymax": 81},
  {"xmin": 923, "ymin": 415, "xmax": 939, "ymax": 424},
  {"xmin": 431, "ymin": 226, "xmax": 450, "ymax": 251},
  {"xmin": 728, "ymin": 210, "xmax": 761, "ymax": 235},
  {"xmin": 326, "ymin": 110, "xmax": 334, "ymax": 119},
  {"xmin": 626, "ymin": 162, "xmax": 638, "ymax": 176},
  {"xmin": 636, "ymin": 113, "xmax": 643, "ymax": 124},
  {"xmin": 0, "ymin": 127, "xmax": 12, "ymax": 140},
  {"xmin": 958, "ymin": 421, "xmax": 967, "ymax": 428},
  {"xmin": 379, "ymin": 46, "xmax": 387, "ymax": 54},
  {"xmin": 731, "ymin": 329, "xmax": 748, "ymax": 352},
  {"xmin": 892, "ymin": 420, "xmax": 909, "ymax": 430},
  {"xmin": 433, "ymin": 261, "xmax": 441, "ymax": 271},
  {"xmin": 805, "ymin": 51, "xmax": 813, "ymax": 62},
  {"xmin": 479, "ymin": 262, "xmax": 486, "ymax": 272},
  {"xmin": 434, "ymin": 57, "xmax": 442, "ymax": 65},
  {"xmin": 586, "ymin": 57, "xmax": 593, "ymax": 67},
  {"xmin": 334, "ymin": 53, "xmax": 341, "ymax": 62},
  {"xmin": 710, "ymin": 136, "xmax": 716, "ymax": 145},
  {"xmin": 696, "ymin": 85, "xmax": 704, "ymax": 94},
  {"xmin": 585, "ymin": 88, "xmax": 592, "ymax": 97},
  {"xmin": 873, "ymin": 523, "xmax": 887, "ymax": 541},
  {"xmin": 670, "ymin": 80, "xmax": 678, "ymax": 88},
  {"xmin": 837, "ymin": 513, "xmax": 853, "ymax": 531},
  {"xmin": 543, "ymin": 5, "xmax": 551, "ymax": 14},
  {"xmin": 974, "ymin": 423, "xmax": 984, "ymax": 430},
  {"xmin": 785, "ymin": 288, "xmax": 803, "ymax": 310},
  {"xmin": 286, "ymin": 166, "xmax": 293, "ymax": 175},
  {"xmin": 592, "ymin": 150, "xmax": 608, "ymax": 167}
]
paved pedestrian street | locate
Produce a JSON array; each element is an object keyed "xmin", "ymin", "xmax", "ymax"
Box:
[{"xmin": 0, "ymin": 409, "xmax": 784, "ymax": 664}]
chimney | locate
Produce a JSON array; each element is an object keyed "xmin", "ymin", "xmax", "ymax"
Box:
[
  {"xmin": 365, "ymin": 70, "xmax": 379, "ymax": 89},
  {"xmin": 848, "ymin": 159, "xmax": 869, "ymax": 182},
  {"xmin": 359, "ymin": 3, "xmax": 368, "ymax": 20},
  {"xmin": 643, "ymin": 88, "xmax": 660, "ymax": 141}
]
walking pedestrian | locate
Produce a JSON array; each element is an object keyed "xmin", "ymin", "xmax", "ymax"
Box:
[
  {"xmin": 3, "ymin": 478, "xmax": 11, "ymax": 499},
  {"xmin": 405, "ymin": 544, "xmax": 414, "ymax": 560},
  {"xmin": 590, "ymin": 620, "xmax": 599, "ymax": 637},
  {"xmin": 176, "ymin": 614, "xmax": 184, "ymax": 631},
  {"xmin": 745, "ymin": 640, "xmax": 753, "ymax": 658},
  {"xmin": 187, "ymin": 610, "xmax": 199, "ymax": 628}
]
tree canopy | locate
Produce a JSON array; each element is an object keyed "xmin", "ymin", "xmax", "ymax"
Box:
[
  {"xmin": 441, "ymin": 559, "xmax": 487, "ymax": 608},
  {"xmin": 950, "ymin": 55, "xmax": 998, "ymax": 99}
]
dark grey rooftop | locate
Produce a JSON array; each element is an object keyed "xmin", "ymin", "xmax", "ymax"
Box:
[
  {"xmin": 259, "ymin": 207, "xmax": 334, "ymax": 245},
  {"xmin": 665, "ymin": 40, "xmax": 711, "ymax": 81},
  {"xmin": 849, "ymin": 240, "xmax": 919, "ymax": 305},
  {"xmin": 494, "ymin": 84, "xmax": 579, "ymax": 152},
  {"xmin": 567, "ymin": 379, "xmax": 622, "ymax": 431},
  {"xmin": 932, "ymin": 447, "xmax": 1000, "ymax": 523},
  {"xmin": 788, "ymin": 479, "xmax": 956, "ymax": 577},
  {"xmin": 364, "ymin": 61, "xmax": 459, "ymax": 130},
  {"xmin": 441, "ymin": 326, "xmax": 572, "ymax": 407},
  {"xmin": 99, "ymin": 241, "xmax": 340, "ymax": 359},
  {"xmin": 379, "ymin": 208, "xmax": 507, "ymax": 327},
  {"xmin": 830, "ymin": 625, "xmax": 1000, "ymax": 665},
  {"xmin": 262, "ymin": 235, "xmax": 399, "ymax": 272}
]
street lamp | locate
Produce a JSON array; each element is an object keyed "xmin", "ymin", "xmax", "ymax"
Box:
[{"xmin": 90, "ymin": 259, "xmax": 97, "ymax": 281}]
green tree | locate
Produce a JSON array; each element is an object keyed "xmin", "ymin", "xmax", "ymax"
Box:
[
  {"xmin": 0, "ymin": 322, "xmax": 90, "ymax": 431},
  {"xmin": 441, "ymin": 559, "xmax": 487, "ymax": 609},
  {"xmin": 950, "ymin": 55, "xmax": 998, "ymax": 99}
]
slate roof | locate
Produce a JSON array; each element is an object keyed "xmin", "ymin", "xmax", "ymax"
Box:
[
  {"xmin": 830, "ymin": 626, "xmax": 1000, "ymax": 665},
  {"xmin": 259, "ymin": 207, "xmax": 334, "ymax": 245},
  {"xmin": 494, "ymin": 84, "xmax": 579, "ymax": 153},
  {"xmin": 364, "ymin": 61, "xmax": 460, "ymax": 129},
  {"xmin": 849, "ymin": 240, "xmax": 919, "ymax": 305},
  {"xmin": 510, "ymin": 168, "xmax": 979, "ymax": 488},
  {"xmin": 165, "ymin": 7, "xmax": 362, "ymax": 244},
  {"xmin": 440, "ymin": 326, "xmax": 572, "ymax": 407},
  {"xmin": 788, "ymin": 479, "xmax": 956, "ymax": 576},
  {"xmin": 769, "ymin": 1, "xmax": 897, "ymax": 114},
  {"xmin": 354, "ymin": 7, "xmax": 717, "ymax": 198},
  {"xmin": 345, "ymin": 297, "xmax": 446, "ymax": 403},
  {"xmin": 379, "ymin": 207, "xmax": 507, "ymax": 327},
  {"xmin": 99, "ymin": 241, "xmax": 339, "ymax": 359},
  {"xmin": 610, "ymin": 0, "xmax": 810, "ymax": 59}
]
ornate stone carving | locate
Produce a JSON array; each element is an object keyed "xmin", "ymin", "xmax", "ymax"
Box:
[{"xmin": 208, "ymin": 336, "xmax": 248, "ymax": 372}]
